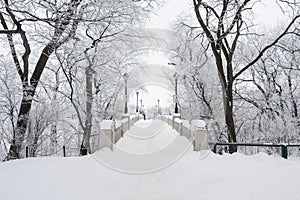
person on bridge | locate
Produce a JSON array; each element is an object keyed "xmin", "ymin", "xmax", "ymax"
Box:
[{"xmin": 140, "ymin": 105, "xmax": 146, "ymax": 120}]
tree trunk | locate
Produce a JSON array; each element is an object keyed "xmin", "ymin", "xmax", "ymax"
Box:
[
  {"xmin": 4, "ymin": 44, "xmax": 54, "ymax": 161},
  {"xmin": 4, "ymin": 91, "xmax": 34, "ymax": 160},
  {"xmin": 50, "ymin": 70, "xmax": 59, "ymax": 154},
  {"xmin": 80, "ymin": 66, "xmax": 93, "ymax": 155},
  {"xmin": 218, "ymin": 66, "xmax": 237, "ymax": 153},
  {"xmin": 224, "ymin": 89, "xmax": 237, "ymax": 153},
  {"xmin": 50, "ymin": 124, "xmax": 57, "ymax": 154}
]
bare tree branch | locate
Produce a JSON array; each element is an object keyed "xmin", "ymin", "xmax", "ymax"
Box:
[{"xmin": 233, "ymin": 15, "xmax": 300, "ymax": 80}]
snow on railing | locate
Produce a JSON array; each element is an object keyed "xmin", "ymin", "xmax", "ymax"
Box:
[
  {"xmin": 158, "ymin": 114, "xmax": 208, "ymax": 151},
  {"xmin": 91, "ymin": 115, "xmax": 143, "ymax": 152}
]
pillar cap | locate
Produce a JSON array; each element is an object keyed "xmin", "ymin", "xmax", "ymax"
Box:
[{"xmin": 191, "ymin": 120, "xmax": 206, "ymax": 130}]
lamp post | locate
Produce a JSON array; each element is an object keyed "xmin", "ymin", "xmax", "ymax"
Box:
[
  {"xmin": 157, "ymin": 99, "xmax": 160, "ymax": 115},
  {"xmin": 174, "ymin": 73, "xmax": 179, "ymax": 113},
  {"xmin": 136, "ymin": 91, "xmax": 139, "ymax": 113},
  {"xmin": 140, "ymin": 99, "xmax": 143, "ymax": 108},
  {"xmin": 168, "ymin": 62, "xmax": 179, "ymax": 114},
  {"xmin": 123, "ymin": 73, "xmax": 129, "ymax": 114}
]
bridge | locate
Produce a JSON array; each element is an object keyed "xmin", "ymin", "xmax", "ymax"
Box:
[{"xmin": 90, "ymin": 114, "xmax": 208, "ymax": 173}]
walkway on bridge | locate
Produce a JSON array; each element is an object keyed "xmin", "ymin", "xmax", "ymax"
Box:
[{"xmin": 94, "ymin": 119, "xmax": 193, "ymax": 173}]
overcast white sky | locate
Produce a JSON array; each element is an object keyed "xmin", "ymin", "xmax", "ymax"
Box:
[
  {"xmin": 146, "ymin": 0, "xmax": 191, "ymax": 29},
  {"xmin": 147, "ymin": 0, "xmax": 284, "ymax": 29}
]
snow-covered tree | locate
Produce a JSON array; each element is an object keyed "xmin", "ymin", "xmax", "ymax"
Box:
[
  {"xmin": 0, "ymin": 0, "xmax": 160, "ymax": 160},
  {"xmin": 177, "ymin": 0, "xmax": 300, "ymax": 152}
]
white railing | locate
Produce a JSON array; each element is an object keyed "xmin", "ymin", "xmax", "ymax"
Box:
[
  {"xmin": 158, "ymin": 115, "xmax": 208, "ymax": 151},
  {"xmin": 91, "ymin": 115, "xmax": 143, "ymax": 152}
]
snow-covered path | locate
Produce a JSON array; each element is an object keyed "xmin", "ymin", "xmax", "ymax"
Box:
[
  {"xmin": 94, "ymin": 119, "xmax": 192, "ymax": 173},
  {"xmin": 1, "ymin": 119, "xmax": 300, "ymax": 200}
]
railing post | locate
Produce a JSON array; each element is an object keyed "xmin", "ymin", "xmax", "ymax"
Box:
[
  {"xmin": 26, "ymin": 146, "xmax": 29, "ymax": 158},
  {"xmin": 63, "ymin": 146, "xmax": 66, "ymax": 157},
  {"xmin": 180, "ymin": 122, "xmax": 183, "ymax": 136},
  {"xmin": 281, "ymin": 145, "xmax": 288, "ymax": 159},
  {"xmin": 191, "ymin": 120, "xmax": 208, "ymax": 151},
  {"xmin": 121, "ymin": 122, "xmax": 124, "ymax": 137},
  {"xmin": 99, "ymin": 120, "xmax": 114, "ymax": 151},
  {"xmin": 172, "ymin": 114, "xmax": 181, "ymax": 129},
  {"xmin": 213, "ymin": 144, "xmax": 217, "ymax": 153}
]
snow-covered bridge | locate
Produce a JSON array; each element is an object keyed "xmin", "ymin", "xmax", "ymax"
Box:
[{"xmin": 91, "ymin": 115, "xmax": 208, "ymax": 173}]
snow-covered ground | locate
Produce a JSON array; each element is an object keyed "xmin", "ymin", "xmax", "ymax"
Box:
[{"xmin": 1, "ymin": 120, "xmax": 300, "ymax": 200}]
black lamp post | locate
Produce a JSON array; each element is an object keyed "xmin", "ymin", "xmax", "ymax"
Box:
[
  {"xmin": 123, "ymin": 73, "xmax": 129, "ymax": 114},
  {"xmin": 136, "ymin": 91, "xmax": 139, "ymax": 113},
  {"xmin": 174, "ymin": 73, "xmax": 179, "ymax": 113},
  {"xmin": 168, "ymin": 62, "xmax": 179, "ymax": 114},
  {"xmin": 157, "ymin": 99, "xmax": 160, "ymax": 114}
]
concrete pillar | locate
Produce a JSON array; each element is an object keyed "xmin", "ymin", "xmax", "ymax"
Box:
[
  {"xmin": 122, "ymin": 114, "xmax": 130, "ymax": 130},
  {"xmin": 99, "ymin": 120, "xmax": 116, "ymax": 151},
  {"xmin": 172, "ymin": 114, "xmax": 181, "ymax": 129},
  {"xmin": 99, "ymin": 129, "xmax": 113, "ymax": 150},
  {"xmin": 191, "ymin": 120, "xmax": 208, "ymax": 151}
]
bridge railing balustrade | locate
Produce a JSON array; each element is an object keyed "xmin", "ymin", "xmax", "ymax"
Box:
[
  {"xmin": 92, "ymin": 115, "xmax": 143, "ymax": 152},
  {"xmin": 159, "ymin": 115, "xmax": 208, "ymax": 151}
]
